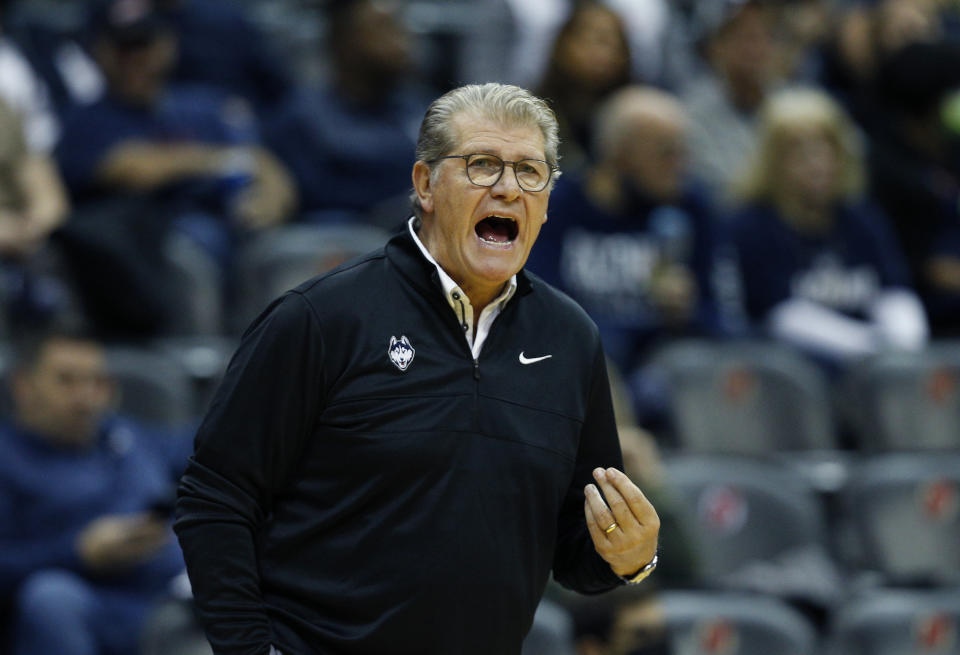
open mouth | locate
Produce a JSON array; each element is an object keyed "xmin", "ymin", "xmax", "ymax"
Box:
[{"xmin": 475, "ymin": 215, "xmax": 519, "ymax": 244}]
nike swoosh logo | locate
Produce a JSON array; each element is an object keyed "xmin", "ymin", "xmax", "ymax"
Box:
[{"xmin": 519, "ymin": 352, "xmax": 553, "ymax": 365}]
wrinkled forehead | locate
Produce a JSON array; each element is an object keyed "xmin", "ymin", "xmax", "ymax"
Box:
[{"xmin": 449, "ymin": 110, "xmax": 546, "ymax": 157}]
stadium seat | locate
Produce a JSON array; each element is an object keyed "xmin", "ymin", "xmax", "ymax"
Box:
[
  {"xmin": 827, "ymin": 588, "xmax": 960, "ymax": 655},
  {"xmin": 231, "ymin": 223, "xmax": 391, "ymax": 333},
  {"xmin": 106, "ymin": 346, "xmax": 196, "ymax": 428},
  {"xmin": 521, "ymin": 598, "xmax": 575, "ymax": 655},
  {"xmin": 140, "ymin": 598, "xmax": 212, "ymax": 655},
  {"xmin": 153, "ymin": 336, "xmax": 238, "ymax": 417},
  {"xmin": 164, "ymin": 232, "xmax": 224, "ymax": 337},
  {"xmin": 841, "ymin": 453, "xmax": 960, "ymax": 585},
  {"xmin": 664, "ymin": 454, "xmax": 842, "ymax": 606},
  {"xmin": 661, "ymin": 591, "xmax": 818, "ymax": 655},
  {"xmin": 649, "ymin": 340, "xmax": 835, "ymax": 454},
  {"xmin": 839, "ymin": 343, "xmax": 960, "ymax": 451}
]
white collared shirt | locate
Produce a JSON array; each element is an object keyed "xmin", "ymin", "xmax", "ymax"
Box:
[{"xmin": 408, "ymin": 217, "xmax": 517, "ymax": 359}]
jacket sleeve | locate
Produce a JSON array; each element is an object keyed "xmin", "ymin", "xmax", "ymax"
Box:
[
  {"xmin": 551, "ymin": 342, "xmax": 625, "ymax": 594},
  {"xmin": 174, "ymin": 292, "xmax": 326, "ymax": 654}
]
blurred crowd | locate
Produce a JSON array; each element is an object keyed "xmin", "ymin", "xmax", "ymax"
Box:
[{"xmin": 0, "ymin": 0, "xmax": 959, "ymax": 653}]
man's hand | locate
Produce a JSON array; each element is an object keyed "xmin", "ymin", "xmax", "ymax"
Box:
[
  {"xmin": 584, "ymin": 467, "xmax": 660, "ymax": 578},
  {"xmin": 649, "ymin": 265, "xmax": 697, "ymax": 324},
  {"xmin": 77, "ymin": 513, "xmax": 170, "ymax": 573},
  {"xmin": 233, "ymin": 149, "xmax": 297, "ymax": 230}
]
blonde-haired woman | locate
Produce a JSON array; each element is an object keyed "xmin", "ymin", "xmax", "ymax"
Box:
[{"xmin": 731, "ymin": 87, "xmax": 927, "ymax": 364}]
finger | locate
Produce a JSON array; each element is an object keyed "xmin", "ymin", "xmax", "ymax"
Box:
[
  {"xmin": 601, "ymin": 467, "xmax": 659, "ymax": 526},
  {"xmin": 592, "ymin": 468, "xmax": 639, "ymax": 532},
  {"xmin": 584, "ymin": 482, "xmax": 618, "ymax": 539},
  {"xmin": 583, "ymin": 497, "xmax": 610, "ymax": 547}
]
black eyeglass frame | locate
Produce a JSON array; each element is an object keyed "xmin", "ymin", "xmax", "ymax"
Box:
[{"xmin": 428, "ymin": 153, "xmax": 560, "ymax": 192}]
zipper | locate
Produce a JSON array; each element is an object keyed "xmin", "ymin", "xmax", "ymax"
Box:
[
  {"xmin": 472, "ymin": 357, "xmax": 480, "ymax": 429},
  {"xmin": 448, "ymin": 290, "xmax": 481, "ymax": 427}
]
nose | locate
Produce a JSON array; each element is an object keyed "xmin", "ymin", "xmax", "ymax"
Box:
[{"xmin": 490, "ymin": 164, "xmax": 523, "ymax": 201}]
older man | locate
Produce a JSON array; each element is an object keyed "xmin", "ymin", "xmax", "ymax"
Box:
[
  {"xmin": 526, "ymin": 86, "xmax": 744, "ymax": 377},
  {"xmin": 175, "ymin": 83, "xmax": 659, "ymax": 655}
]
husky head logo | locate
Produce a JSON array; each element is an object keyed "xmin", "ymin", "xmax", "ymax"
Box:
[{"xmin": 388, "ymin": 335, "xmax": 415, "ymax": 371}]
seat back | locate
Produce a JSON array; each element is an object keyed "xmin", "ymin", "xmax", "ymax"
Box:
[
  {"xmin": 842, "ymin": 453, "xmax": 960, "ymax": 584},
  {"xmin": 664, "ymin": 455, "xmax": 837, "ymax": 601},
  {"xmin": 652, "ymin": 341, "xmax": 835, "ymax": 454},
  {"xmin": 164, "ymin": 231, "xmax": 224, "ymax": 336},
  {"xmin": 841, "ymin": 344, "xmax": 960, "ymax": 451},
  {"xmin": 662, "ymin": 591, "xmax": 817, "ymax": 655},
  {"xmin": 828, "ymin": 589, "xmax": 960, "ymax": 655},
  {"xmin": 232, "ymin": 223, "xmax": 390, "ymax": 332},
  {"xmin": 106, "ymin": 346, "xmax": 195, "ymax": 427}
]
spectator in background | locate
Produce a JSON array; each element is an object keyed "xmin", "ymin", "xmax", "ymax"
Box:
[
  {"xmin": 536, "ymin": 1, "xmax": 632, "ymax": 174},
  {"xmin": 0, "ymin": 5, "xmax": 61, "ymax": 155},
  {"xmin": 506, "ymin": 0, "xmax": 669, "ymax": 91},
  {"xmin": 526, "ymin": 86, "xmax": 743, "ymax": 379},
  {"xmin": 0, "ymin": 325, "xmax": 191, "ymax": 655},
  {"xmin": 570, "ymin": 589, "xmax": 668, "ymax": 655},
  {"xmin": 265, "ymin": 0, "xmax": 426, "ymax": 222},
  {"xmin": 154, "ymin": 0, "xmax": 292, "ymax": 117},
  {"xmin": 0, "ymin": 0, "xmax": 106, "ymax": 119},
  {"xmin": 773, "ymin": 0, "xmax": 833, "ymax": 83},
  {"xmin": 682, "ymin": 0, "xmax": 780, "ymax": 201},
  {"xmin": 818, "ymin": 0, "xmax": 941, "ymax": 131},
  {"xmin": 54, "ymin": 0, "xmax": 295, "ymax": 337},
  {"xmin": 868, "ymin": 41, "xmax": 960, "ymax": 336},
  {"xmin": 0, "ymin": 6, "xmax": 74, "ymax": 333},
  {"xmin": 0, "ymin": 94, "xmax": 71, "ymax": 333},
  {"xmin": 731, "ymin": 87, "xmax": 928, "ymax": 366}
]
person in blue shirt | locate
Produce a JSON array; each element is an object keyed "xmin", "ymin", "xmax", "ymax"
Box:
[
  {"xmin": 730, "ymin": 87, "xmax": 928, "ymax": 365},
  {"xmin": 264, "ymin": 0, "xmax": 427, "ymax": 221},
  {"xmin": 525, "ymin": 86, "xmax": 744, "ymax": 377},
  {"xmin": 155, "ymin": 0, "xmax": 293, "ymax": 116},
  {"xmin": 0, "ymin": 324, "xmax": 192, "ymax": 655},
  {"xmin": 57, "ymin": 0, "xmax": 295, "ymax": 225},
  {"xmin": 53, "ymin": 0, "xmax": 295, "ymax": 337}
]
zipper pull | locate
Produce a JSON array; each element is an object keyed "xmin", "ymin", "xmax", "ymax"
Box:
[{"xmin": 473, "ymin": 358, "xmax": 480, "ymax": 380}]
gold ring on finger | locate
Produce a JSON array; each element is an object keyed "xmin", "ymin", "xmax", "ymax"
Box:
[{"xmin": 604, "ymin": 521, "xmax": 618, "ymax": 534}]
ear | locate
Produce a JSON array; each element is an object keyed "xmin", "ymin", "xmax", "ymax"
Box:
[
  {"xmin": 402, "ymin": 336, "xmax": 411, "ymax": 346},
  {"xmin": 389, "ymin": 336, "xmax": 397, "ymax": 347},
  {"xmin": 412, "ymin": 161, "xmax": 435, "ymax": 215}
]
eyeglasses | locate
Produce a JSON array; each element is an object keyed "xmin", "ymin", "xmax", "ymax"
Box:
[{"xmin": 429, "ymin": 153, "xmax": 559, "ymax": 192}]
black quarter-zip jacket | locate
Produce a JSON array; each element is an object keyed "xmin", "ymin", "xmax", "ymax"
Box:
[{"xmin": 175, "ymin": 228, "xmax": 625, "ymax": 655}]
